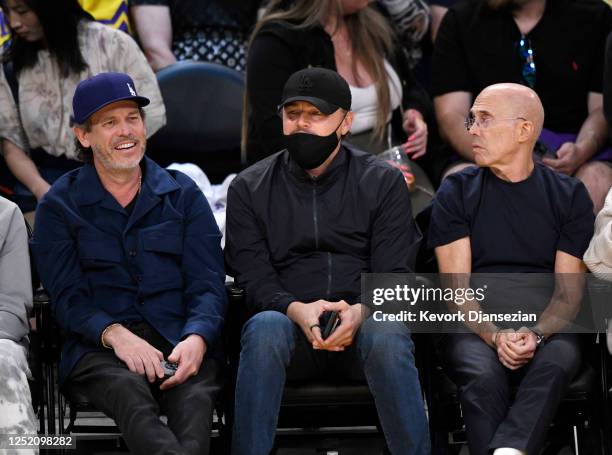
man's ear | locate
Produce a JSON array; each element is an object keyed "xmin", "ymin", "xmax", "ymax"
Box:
[
  {"xmin": 517, "ymin": 120, "xmax": 534, "ymax": 144},
  {"xmin": 73, "ymin": 126, "xmax": 90, "ymax": 148},
  {"xmin": 340, "ymin": 111, "xmax": 354, "ymax": 135}
]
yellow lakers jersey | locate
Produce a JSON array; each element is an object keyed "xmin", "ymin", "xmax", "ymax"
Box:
[{"xmin": 78, "ymin": 0, "xmax": 130, "ymax": 33}]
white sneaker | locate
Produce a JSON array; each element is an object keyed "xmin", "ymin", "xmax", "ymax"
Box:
[{"xmin": 493, "ymin": 449, "xmax": 526, "ymax": 455}]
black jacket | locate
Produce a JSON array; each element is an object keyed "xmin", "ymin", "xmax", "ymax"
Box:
[
  {"xmin": 245, "ymin": 19, "xmax": 433, "ymax": 164},
  {"xmin": 225, "ymin": 144, "xmax": 421, "ymax": 314}
]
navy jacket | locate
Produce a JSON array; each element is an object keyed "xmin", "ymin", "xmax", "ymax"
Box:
[{"xmin": 32, "ymin": 157, "xmax": 227, "ymax": 384}]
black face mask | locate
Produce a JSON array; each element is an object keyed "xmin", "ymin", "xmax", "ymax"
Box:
[{"xmin": 283, "ymin": 116, "xmax": 346, "ymax": 170}]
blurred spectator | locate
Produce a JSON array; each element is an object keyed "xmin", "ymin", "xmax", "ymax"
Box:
[
  {"xmin": 584, "ymin": 187, "xmax": 612, "ymax": 353},
  {"xmin": 428, "ymin": 0, "xmax": 453, "ymax": 42},
  {"xmin": 78, "ymin": 0, "xmax": 131, "ymax": 32},
  {"xmin": 0, "ymin": 196, "xmax": 37, "ymax": 451},
  {"xmin": 603, "ymin": 31, "xmax": 612, "ymax": 141},
  {"xmin": 378, "ymin": 0, "xmax": 430, "ymax": 68},
  {"xmin": 0, "ymin": 0, "xmax": 165, "ymax": 213},
  {"xmin": 129, "ymin": 0, "xmax": 263, "ymax": 72},
  {"xmin": 432, "ymin": 0, "xmax": 612, "ymax": 213},
  {"xmin": 584, "ymin": 187, "xmax": 612, "ymax": 280},
  {"xmin": 0, "ymin": 6, "xmax": 11, "ymax": 47},
  {"xmin": 245, "ymin": 0, "xmax": 433, "ymax": 175},
  {"xmin": 605, "ymin": 32, "xmax": 612, "ymax": 126},
  {"xmin": 0, "ymin": 0, "xmax": 131, "ymax": 48}
]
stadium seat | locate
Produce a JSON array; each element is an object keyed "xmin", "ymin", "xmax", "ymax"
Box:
[
  {"xmin": 146, "ymin": 61, "xmax": 246, "ymax": 183},
  {"xmin": 223, "ymin": 284, "xmax": 388, "ymax": 453}
]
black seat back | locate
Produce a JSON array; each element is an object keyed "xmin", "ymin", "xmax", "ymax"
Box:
[{"xmin": 147, "ymin": 61, "xmax": 245, "ymax": 183}]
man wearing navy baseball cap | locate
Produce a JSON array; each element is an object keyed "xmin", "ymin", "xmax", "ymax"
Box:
[
  {"xmin": 225, "ymin": 67, "xmax": 429, "ymax": 454},
  {"xmin": 32, "ymin": 72, "xmax": 227, "ymax": 455}
]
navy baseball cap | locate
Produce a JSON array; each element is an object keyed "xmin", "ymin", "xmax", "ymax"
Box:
[
  {"xmin": 71, "ymin": 72, "xmax": 150, "ymax": 125},
  {"xmin": 279, "ymin": 68, "xmax": 351, "ymax": 114}
]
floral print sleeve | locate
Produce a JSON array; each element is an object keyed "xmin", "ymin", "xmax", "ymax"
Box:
[
  {"xmin": 1, "ymin": 21, "xmax": 165, "ymax": 161},
  {"xmin": 0, "ymin": 65, "xmax": 27, "ymax": 152}
]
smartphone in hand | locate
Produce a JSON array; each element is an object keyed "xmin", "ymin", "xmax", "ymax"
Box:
[{"xmin": 320, "ymin": 311, "xmax": 340, "ymax": 340}]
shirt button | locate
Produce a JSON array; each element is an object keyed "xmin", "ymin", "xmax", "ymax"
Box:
[
  {"xmin": 139, "ymin": 301, "xmax": 145, "ymax": 305},
  {"xmin": 129, "ymin": 250, "xmax": 137, "ymax": 257}
]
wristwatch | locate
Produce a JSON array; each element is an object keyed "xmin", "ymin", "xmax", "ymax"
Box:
[{"xmin": 528, "ymin": 326, "xmax": 545, "ymax": 347}]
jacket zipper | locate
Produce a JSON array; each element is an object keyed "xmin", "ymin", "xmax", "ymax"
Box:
[
  {"xmin": 312, "ymin": 181, "xmax": 332, "ymax": 300},
  {"xmin": 312, "ymin": 182, "xmax": 319, "ymax": 250},
  {"xmin": 326, "ymin": 252, "xmax": 332, "ymax": 301}
]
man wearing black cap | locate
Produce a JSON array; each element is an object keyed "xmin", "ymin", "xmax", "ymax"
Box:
[
  {"xmin": 31, "ymin": 72, "xmax": 227, "ymax": 455},
  {"xmin": 225, "ymin": 67, "xmax": 429, "ymax": 454}
]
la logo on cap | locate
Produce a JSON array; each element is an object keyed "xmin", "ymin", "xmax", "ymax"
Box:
[
  {"xmin": 127, "ymin": 83, "xmax": 136, "ymax": 96},
  {"xmin": 298, "ymin": 75, "xmax": 313, "ymax": 92}
]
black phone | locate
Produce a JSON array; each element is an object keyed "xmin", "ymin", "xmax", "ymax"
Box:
[
  {"xmin": 161, "ymin": 360, "xmax": 178, "ymax": 379},
  {"xmin": 321, "ymin": 311, "xmax": 340, "ymax": 340}
]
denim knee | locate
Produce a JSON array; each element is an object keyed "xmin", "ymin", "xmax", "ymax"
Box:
[
  {"xmin": 357, "ymin": 318, "xmax": 415, "ymax": 367},
  {"xmin": 240, "ymin": 311, "xmax": 295, "ymax": 361}
]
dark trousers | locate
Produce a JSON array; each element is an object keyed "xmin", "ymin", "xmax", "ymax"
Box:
[
  {"xmin": 439, "ymin": 333, "xmax": 581, "ymax": 454},
  {"xmin": 65, "ymin": 322, "xmax": 222, "ymax": 455}
]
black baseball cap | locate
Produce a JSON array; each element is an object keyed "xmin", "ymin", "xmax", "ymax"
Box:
[
  {"xmin": 71, "ymin": 72, "xmax": 150, "ymax": 125},
  {"xmin": 279, "ymin": 67, "xmax": 351, "ymax": 114}
]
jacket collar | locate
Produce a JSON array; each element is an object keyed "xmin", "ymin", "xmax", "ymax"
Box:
[{"xmin": 73, "ymin": 156, "xmax": 180, "ymax": 208}]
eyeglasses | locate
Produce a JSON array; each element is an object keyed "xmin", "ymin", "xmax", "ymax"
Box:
[
  {"xmin": 518, "ymin": 35, "xmax": 536, "ymax": 88},
  {"xmin": 464, "ymin": 113, "xmax": 527, "ymax": 131}
]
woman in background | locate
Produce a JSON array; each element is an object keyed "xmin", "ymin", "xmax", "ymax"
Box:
[
  {"xmin": 0, "ymin": 0, "xmax": 165, "ymax": 212},
  {"xmin": 245, "ymin": 0, "xmax": 431, "ymax": 160},
  {"xmin": 130, "ymin": 0, "xmax": 264, "ymax": 72},
  {"xmin": 244, "ymin": 0, "xmax": 435, "ymax": 211}
]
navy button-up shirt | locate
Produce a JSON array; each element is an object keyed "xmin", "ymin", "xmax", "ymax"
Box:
[{"xmin": 32, "ymin": 157, "xmax": 227, "ymax": 384}]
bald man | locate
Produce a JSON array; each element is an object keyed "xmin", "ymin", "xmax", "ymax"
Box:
[
  {"xmin": 428, "ymin": 84, "xmax": 595, "ymax": 455},
  {"xmin": 432, "ymin": 0, "xmax": 612, "ymax": 213}
]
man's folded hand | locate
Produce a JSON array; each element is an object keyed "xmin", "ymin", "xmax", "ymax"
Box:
[
  {"xmin": 103, "ymin": 324, "xmax": 165, "ymax": 383},
  {"xmin": 160, "ymin": 334, "xmax": 207, "ymax": 390}
]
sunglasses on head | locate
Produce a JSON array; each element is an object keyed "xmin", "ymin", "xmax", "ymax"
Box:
[{"xmin": 518, "ymin": 35, "xmax": 536, "ymax": 88}]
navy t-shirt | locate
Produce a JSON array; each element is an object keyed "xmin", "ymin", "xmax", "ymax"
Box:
[{"xmin": 428, "ymin": 164, "xmax": 595, "ymax": 273}]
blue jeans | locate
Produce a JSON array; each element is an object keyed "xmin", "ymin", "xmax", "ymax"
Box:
[{"xmin": 231, "ymin": 311, "xmax": 430, "ymax": 455}]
